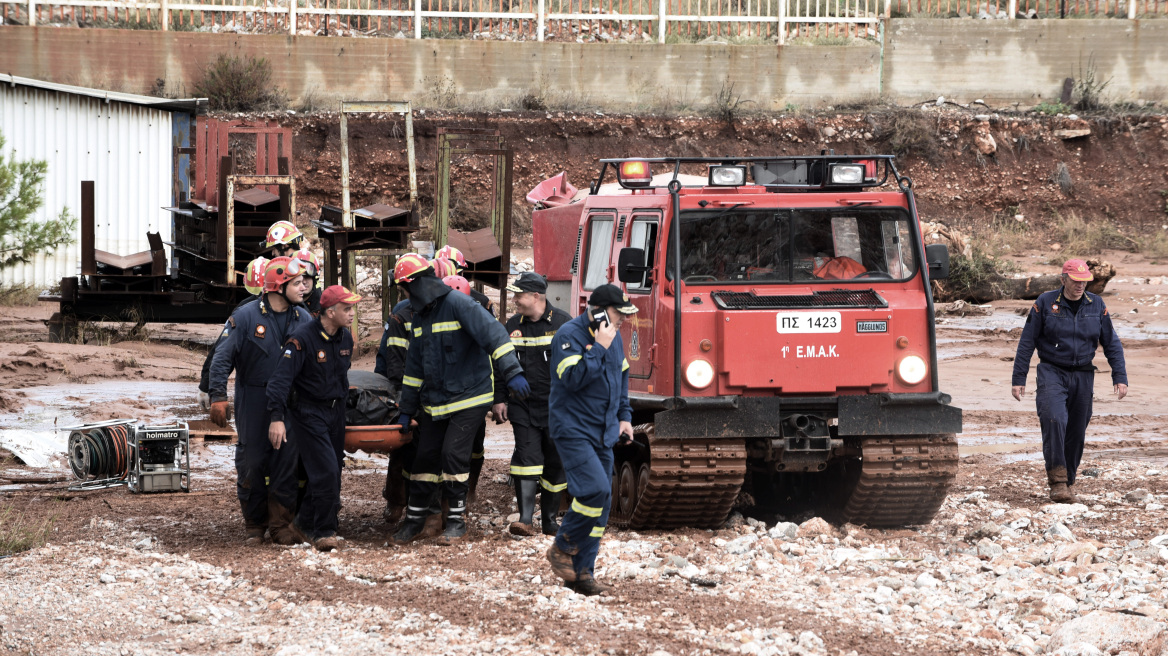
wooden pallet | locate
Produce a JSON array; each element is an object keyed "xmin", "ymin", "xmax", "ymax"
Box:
[{"xmin": 186, "ymin": 419, "xmax": 236, "ymax": 443}]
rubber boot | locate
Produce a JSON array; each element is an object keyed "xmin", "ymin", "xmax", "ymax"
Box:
[
  {"xmin": 436, "ymin": 497, "xmax": 468, "ymax": 546},
  {"xmin": 391, "ymin": 505, "xmax": 429, "ymax": 545},
  {"xmin": 1048, "ymin": 466, "xmax": 1075, "ymax": 504},
  {"xmin": 510, "ymin": 479, "xmax": 540, "ymax": 536},
  {"xmin": 540, "ymin": 490, "xmax": 562, "ymax": 536},
  {"xmin": 467, "ymin": 457, "xmax": 484, "ymax": 505},
  {"xmin": 268, "ymin": 498, "xmax": 304, "ymax": 545}
]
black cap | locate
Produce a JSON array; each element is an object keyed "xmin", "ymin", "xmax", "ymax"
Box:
[
  {"xmin": 588, "ymin": 284, "xmax": 638, "ymax": 315},
  {"xmin": 506, "ymin": 272, "xmax": 548, "ymax": 294}
]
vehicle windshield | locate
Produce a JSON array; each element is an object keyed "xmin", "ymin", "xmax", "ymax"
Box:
[{"xmin": 670, "ymin": 207, "xmax": 918, "ymax": 283}]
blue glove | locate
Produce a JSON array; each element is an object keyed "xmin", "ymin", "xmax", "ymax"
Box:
[
  {"xmin": 507, "ymin": 374, "xmax": 531, "ymax": 401},
  {"xmin": 397, "ymin": 413, "xmax": 412, "ymax": 435}
]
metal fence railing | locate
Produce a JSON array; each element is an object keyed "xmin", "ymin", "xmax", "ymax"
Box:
[{"xmin": 1, "ymin": 0, "xmax": 1160, "ymax": 44}]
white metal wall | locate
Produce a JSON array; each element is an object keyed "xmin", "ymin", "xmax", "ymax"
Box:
[{"xmin": 0, "ymin": 84, "xmax": 173, "ymax": 288}]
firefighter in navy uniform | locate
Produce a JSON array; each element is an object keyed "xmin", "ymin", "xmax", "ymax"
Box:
[
  {"xmin": 209, "ymin": 256, "xmax": 313, "ymax": 545},
  {"xmin": 1012, "ymin": 259, "xmax": 1128, "ymax": 503},
  {"xmin": 266, "ymin": 285, "xmax": 362, "ymax": 552},
  {"xmin": 435, "ymin": 244, "xmax": 494, "ymax": 501},
  {"xmin": 545, "ymin": 284, "xmax": 637, "ymax": 596},
  {"xmin": 390, "ymin": 257, "xmax": 530, "ymax": 546},
  {"xmin": 375, "ymin": 272, "xmax": 417, "ymax": 525},
  {"xmin": 499, "ymin": 272, "xmax": 570, "ymax": 537}
]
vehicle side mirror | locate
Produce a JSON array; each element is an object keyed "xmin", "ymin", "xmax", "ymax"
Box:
[
  {"xmin": 617, "ymin": 247, "xmax": 648, "ymax": 283},
  {"xmin": 925, "ymin": 243, "xmax": 950, "ymax": 280}
]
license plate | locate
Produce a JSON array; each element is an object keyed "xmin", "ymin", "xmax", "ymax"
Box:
[
  {"xmin": 856, "ymin": 320, "xmax": 888, "ymax": 333},
  {"xmin": 775, "ymin": 311, "xmax": 841, "ymax": 334}
]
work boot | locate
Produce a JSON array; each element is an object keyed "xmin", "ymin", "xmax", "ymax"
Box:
[
  {"xmin": 567, "ymin": 572, "xmax": 613, "ymax": 596},
  {"xmin": 467, "ymin": 457, "xmax": 484, "ymax": 505},
  {"xmin": 510, "ymin": 479, "xmax": 540, "ymax": 536},
  {"xmin": 244, "ymin": 526, "xmax": 265, "ymax": 546},
  {"xmin": 546, "ymin": 543, "xmax": 577, "ymax": 583},
  {"xmin": 1048, "ymin": 466, "xmax": 1075, "ymax": 504},
  {"xmin": 436, "ymin": 497, "xmax": 468, "ymax": 546},
  {"xmin": 419, "ymin": 497, "xmax": 447, "ymax": 539},
  {"xmin": 391, "ymin": 508, "xmax": 429, "ymax": 546},
  {"xmin": 268, "ymin": 499, "xmax": 303, "ymax": 546},
  {"xmin": 382, "ymin": 463, "xmax": 407, "ymax": 525},
  {"xmin": 540, "ymin": 489, "xmax": 562, "ymax": 536},
  {"xmin": 314, "ymin": 535, "xmax": 340, "ymax": 552}
]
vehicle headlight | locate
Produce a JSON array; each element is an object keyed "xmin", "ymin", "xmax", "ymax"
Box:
[
  {"xmin": 829, "ymin": 163, "xmax": 865, "ymax": 185},
  {"xmin": 685, "ymin": 359, "xmax": 715, "ymax": 389},
  {"xmin": 896, "ymin": 355, "xmax": 928, "ymax": 385}
]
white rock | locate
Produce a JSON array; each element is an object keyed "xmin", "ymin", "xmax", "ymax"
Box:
[
  {"xmin": 133, "ymin": 537, "xmax": 153, "ymax": 550},
  {"xmin": 977, "ymin": 538, "xmax": 1005, "ymax": 559},
  {"xmin": 829, "ymin": 548, "xmax": 860, "ymax": 565},
  {"xmin": 1145, "ymin": 503, "xmax": 1164, "ymax": 511},
  {"xmin": 1046, "ymin": 610, "xmax": 1166, "ymax": 654},
  {"xmin": 768, "ymin": 522, "xmax": 798, "ymax": 541},
  {"xmin": 1045, "ymin": 523, "xmax": 1075, "ymax": 541},
  {"xmin": 797, "ymin": 631, "xmax": 824, "ymax": 651},
  {"xmin": 1008, "ymin": 517, "xmax": 1032, "ymax": 530},
  {"xmin": 915, "ymin": 572, "xmax": 940, "ymax": 588},
  {"xmin": 1008, "ymin": 633, "xmax": 1038, "ymax": 655},
  {"xmin": 1150, "ymin": 534, "xmax": 1168, "ymax": 547},
  {"xmin": 99, "ymin": 573, "xmax": 116, "ymax": 584},
  {"xmin": 1050, "ymin": 645, "xmax": 1103, "ymax": 656},
  {"xmin": 1041, "ymin": 503, "xmax": 1089, "ymax": 516},
  {"xmin": 1053, "ymin": 542, "xmax": 1096, "ymax": 562},
  {"xmin": 796, "ymin": 517, "xmax": 833, "ymax": 538},
  {"xmin": 1045, "ymin": 593, "xmax": 1079, "ymax": 615},
  {"xmin": 723, "ymin": 535, "xmax": 758, "ymax": 555}
]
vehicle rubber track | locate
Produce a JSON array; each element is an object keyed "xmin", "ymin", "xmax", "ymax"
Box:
[
  {"xmin": 613, "ymin": 425, "xmax": 747, "ymax": 530},
  {"xmin": 841, "ymin": 434, "xmax": 959, "ymax": 527}
]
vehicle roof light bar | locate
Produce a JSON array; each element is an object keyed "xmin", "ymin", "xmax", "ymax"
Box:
[{"xmin": 588, "ymin": 155, "xmax": 906, "ymax": 194}]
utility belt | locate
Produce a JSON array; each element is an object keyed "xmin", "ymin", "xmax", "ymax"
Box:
[
  {"xmin": 1040, "ymin": 359, "xmax": 1097, "ymax": 374},
  {"xmin": 288, "ymin": 388, "xmax": 343, "ymax": 410}
]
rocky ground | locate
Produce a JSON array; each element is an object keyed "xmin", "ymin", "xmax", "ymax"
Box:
[{"xmin": 1, "ymin": 251, "xmax": 1167, "ymax": 655}]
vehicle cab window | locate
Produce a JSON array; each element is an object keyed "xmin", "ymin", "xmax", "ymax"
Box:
[
  {"xmin": 626, "ymin": 217, "xmax": 659, "ymax": 293},
  {"xmin": 583, "ymin": 214, "xmax": 614, "ymax": 291}
]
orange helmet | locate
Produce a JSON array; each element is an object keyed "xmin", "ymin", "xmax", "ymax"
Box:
[
  {"xmin": 243, "ymin": 257, "xmax": 269, "ymax": 295},
  {"xmin": 265, "ymin": 220, "xmax": 303, "ymax": 249},
  {"xmin": 431, "ymin": 258, "xmax": 458, "ymax": 279},
  {"xmin": 263, "ymin": 256, "xmax": 310, "ymax": 293},
  {"xmin": 443, "ymin": 275, "xmax": 471, "ymax": 295},
  {"xmin": 393, "ymin": 253, "xmax": 432, "ymax": 284},
  {"xmin": 436, "ymin": 244, "xmax": 467, "ymax": 270}
]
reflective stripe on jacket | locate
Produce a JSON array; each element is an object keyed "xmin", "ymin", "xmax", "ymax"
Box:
[{"xmin": 548, "ymin": 313, "xmax": 632, "ymax": 449}]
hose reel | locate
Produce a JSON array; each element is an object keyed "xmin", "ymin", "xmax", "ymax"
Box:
[{"xmin": 65, "ymin": 419, "xmax": 191, "ymax": 493}]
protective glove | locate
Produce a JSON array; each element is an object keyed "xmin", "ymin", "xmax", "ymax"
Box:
[
  {"xmin": 197, "ymin": 391, "xmax": 211, "ymax": 411},
  {"xmin": 507, "ymin": 374, "xmax": 531, "ymax": 401},
  {"xmin": 210, "ymin": 400, "xmax": 232, "ymax": 428},
  {"xmin": 397, "ymin": 413, "xmax": 412, "ymax": 436}
]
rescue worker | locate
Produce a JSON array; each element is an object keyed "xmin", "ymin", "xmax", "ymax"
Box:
[
  {"xmin": 266, "ymin": 285, "xmax": 362, "ymax": 552},
  {"xmin": 390, "ymin": 256, "xmax": 530, "ymax": 546},
  {"xmin": 435, "ymin": 244, "xmax": 495, "ymax": 501},
  {"xmin": 500, "ymin": 272, "xmax": 569, "ymax": 537},
  {"xmin": 375, "ymin": 271, "xmax": 415, "ymax": 525},
  {"xmin": 545, "ymin": 284, "xmax": 636, "ymax": 596},
  {"xmin": 264, "ymin": 220, "xmax": 304, "ymax": 255},
  {"xmin": 209, "ymin": 256, "xmax": 313, "ymax": 545},
  {"xmin": 1012, "ymin": 259, "xmax": 1128, "ymax": 503}
]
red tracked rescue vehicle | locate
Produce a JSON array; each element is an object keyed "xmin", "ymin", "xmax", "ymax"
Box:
[{"xmin": 529, "ymin": 155, "xmax": 962, "ymax": 528}]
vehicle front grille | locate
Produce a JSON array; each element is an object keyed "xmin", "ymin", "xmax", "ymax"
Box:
[{"xmin": 711, "ymin": 289, "xmax": 887, "ymax": 310}]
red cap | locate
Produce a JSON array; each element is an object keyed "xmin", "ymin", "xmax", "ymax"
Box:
[
  {"xmin": 319, "ymin": 285, "xmax": 362, "ymax": 309},
  {"xmin": 1061, "ymin": 259, "xmax": 1093, "ymax": 282}
]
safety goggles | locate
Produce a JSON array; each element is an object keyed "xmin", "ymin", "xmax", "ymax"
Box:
[{"xmin": 288, "ymin": 257, "xmax": 317, "ymax": 279}]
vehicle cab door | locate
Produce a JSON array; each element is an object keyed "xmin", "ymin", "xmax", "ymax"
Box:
[
  {"xmin": 621, "ymin": 212, "xmax": 660, "ymax": 381},
  {"xmin": 577, "ymin": 210, "xmax": 616, "ymax": 315}
]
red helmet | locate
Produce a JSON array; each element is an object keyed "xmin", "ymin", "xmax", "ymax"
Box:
[
  {"xmin": 443, "ymin": 275, "xmax": 471, "ymax": 295},
  {"xmin": 436, "ymin": 244, "xmax": 467, "ymax": 270},
  {"xmin": 293, "ymin": 247, "xmax": 320, "ymax": 279},
  {"xmin": 393, "ymin": 253, "xmax": 432, "ymax": 283},
  {"xmin": 263, "ymin": 256, "xmax": 310, "ymax": 293},
  {"xmin": 243, "ymin": 257, "xmax": 269, "ymax": 295},
  {"xmin": 265, "ymin": 220, "xmax": 303, "ymax": 249},
  {"xmin": 431, "ymin": 258, "xmax": 458, "ymax": 279}
]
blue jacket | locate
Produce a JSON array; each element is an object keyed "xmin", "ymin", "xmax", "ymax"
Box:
[
  {"xmin": 208, "ymin": 296, "xmax": 311, "ymax": 402},
  {"xmin": 1012, "ymin": 288, "xmax": 1127, "ymax": 386},
  {"xmin": 548, "ymin": 313, "xmax": 632, "ymax": 448},
  {"xmin": 266, "ymin": 317, "xmax": 354, "ymax": 423},
  {"xmin": 399, "ymin": 276, "xmax": 523, "ymax": 420},
  {"xmin": 374, "ymin": 299, "xmax": 413, "ymax": 388}
]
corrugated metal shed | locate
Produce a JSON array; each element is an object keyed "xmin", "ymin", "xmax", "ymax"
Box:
[{"xmin": 0, "ymin": 75, "xmax": 202, "ymax": 288}]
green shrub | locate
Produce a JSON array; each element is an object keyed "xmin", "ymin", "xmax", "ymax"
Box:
[{"xmin": 195, "ymin": 54, "xmax": 287, "ymax": 112}]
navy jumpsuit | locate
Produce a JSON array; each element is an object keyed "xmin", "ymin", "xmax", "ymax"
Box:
[
  {"xmin": 548, "ymin": 312, "xmax": 631, "ymax": 578},
  {"xmin": 1013, "ymin": 288, "xmax": 1127, "ymax": 484}
]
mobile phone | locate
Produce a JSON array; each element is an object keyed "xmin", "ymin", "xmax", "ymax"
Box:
[{"xmin": 589, "ymin": 308, "xmax": 610, "ymax": 332}]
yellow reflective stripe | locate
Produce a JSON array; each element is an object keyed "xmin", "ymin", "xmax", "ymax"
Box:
[
  {"xmin": 557, "ymin": 355, "xmax": 582, "ymax": 378},
  {"xmin": 442, "ymin": 472, "xmax": 470, "ymax": 482},
  {"xmin": 403, "ymin": 322, "xmax": 411, "ymax": 331},
  {"xmin": 385, "ymin": 337, "xmax": 410, "ymax": 349},
  {"xmin": 622, "ymin": 358, "xmax": 630, "ymax": 372},
  {"xmin": 432, "ymin": 321, "xmax": 461, "ymax": 333},
  {"xmin": 590, "ymin": 526, "xmax": 606, "ymax": 538},
  {"xmin": 411, "ymin": 473, "xmax": 441, "ymax": 483},
  {"xmin": 512, "ymin": 335, "xmax": 554, "ymax": 347},
  {"xmin": 402, "ymin": 375, "xmax": 423, "ymax": 388},
  {"xmin": 471, "ymin": 451, "xmax": 485, "ymax": 459},
  {"xmin": 401, "ymin": 470, "xmax": 411, "ymax": 481},
  {"xmin": 571, "ymin": 498, "xmax": 603, "ymax": 518},
  {"xmin": 423, "ymin": 391, "xmax": 494, "ymax": 417},
  {"xmin": 413, "ymin": 327, "xmax": 423, "ymax": 337},
  {"xmin": 492, "ymin": 342, "xmax": 516, "ymax": 360},
  {"xmin": 540, "ymin": 478, "xmax": 567, "ymax": 493},
  {"xmin": 510, "ymin": 465, "xmax": 544, "ymax": 476}
]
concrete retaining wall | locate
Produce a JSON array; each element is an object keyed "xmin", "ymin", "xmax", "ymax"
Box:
[{"xmin": 0, "ymin": 20, "xmax": 1165, "ymax": 109}]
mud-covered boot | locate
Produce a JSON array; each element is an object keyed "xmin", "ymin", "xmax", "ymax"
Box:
[
  {"xmin": 436, "ymin": 497, "xmax": 468, "ymax": 546},
  {"xmin": 244, "ymin": 525, "xmax": 265, "ymax": 546},
  {"xmin": 467, "ymin": 457, "xmax": 484, "ymax": 505},
  {"xmin": 567, "ymin": 572, "xmax": 613, "ymax": 596},
  {"xmin": 419, "ymin": 497, "xmax": 447, "ymax": 539},
  {"xmin": 391, "ymin": 507, "xmax": 429, "ymax": 545},
  {"xmin": 540, "ymin": 489, "xmax": 562, "ymax": 536},
  {"xmin": 313, "ymin": 535, "xmax": 340, "ymax": 552},
  {"xmin": 510, "ymin": 479, "xmax": 539, "ymax": 536},
  {"xmin": 382, "ymin": 464, "xmax": 407, "ymax": 525},
  {"xmin": 268, "ymin": 499, "xmax": 305, "ymax": 545},
  {"xmin": 546, "ymin": 541, "xmax": 578, "ymax": 583},
  {"xmin": 1048, "ymin": 466, "xmax": 1074, "ymax": 504}
]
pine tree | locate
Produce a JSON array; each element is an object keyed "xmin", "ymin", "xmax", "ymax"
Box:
[{"xmin": 0, "ymin": 129, "xmax": 76, "ymax": 270}]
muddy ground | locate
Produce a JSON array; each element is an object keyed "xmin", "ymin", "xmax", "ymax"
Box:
[{"xmin": 0, "ymin": 247, "xmax": 1166, "ymax": 655}]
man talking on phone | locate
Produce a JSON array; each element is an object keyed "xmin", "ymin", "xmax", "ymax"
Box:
[{"xmin": 545, "ymin": 283, "xmax": 637, "ymax": 596}]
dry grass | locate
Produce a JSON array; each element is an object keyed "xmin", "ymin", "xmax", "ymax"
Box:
[
  {"xmin": 876, "ymin": 109, "xmax": 939, "ymax": 162},
  {"xmin": 0, "ymin": 504, "xmax": 56, "ymax": 557},
  {"xmin": 1051, "ymin": 211, "xmax": 1135, "ymax": 258},
  {"xmin": 0, "ymin": 284, "xmax": 41, "ymax": 306}
]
